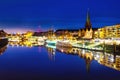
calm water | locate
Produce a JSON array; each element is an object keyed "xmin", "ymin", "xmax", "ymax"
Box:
[{"xmin": 0, "ymin": 45, "xmax": 120, "ymax": 80}]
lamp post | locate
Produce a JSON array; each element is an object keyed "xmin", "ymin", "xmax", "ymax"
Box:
[
  {"xmin": 103, "ymin": 40, "xmax": 106, "ymax": 54},
  {"xmin": 82, "ymin": 39, "xmax": 85, "ymax": 48},
  {"xmin": 113, "ymin": 40, "xmax": 116, "ymax": 63}
]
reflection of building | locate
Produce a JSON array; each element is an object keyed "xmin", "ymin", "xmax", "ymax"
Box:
[
  {"xmin": 56, "ymin": 46, "xmax": 94, "ymax": 72},
  {"xmin": 93, "ymin": 51, "xmax": 120, "ymax": 71},
  {"xmin": 0, "ymin": 38, "xmax": 8, "ymax": 55},
  {"xmin": 85, "ymin": 57, "xmax": 92, "ymax": 72},
  {"xmin": 9, "ymin": 41, "xmax": 33, "ymax": 47},
  {"xmin": 47, "ymin": 44, "xmax": 120, "ymax": 71},
  {"xmin": 9, "ymin": 36, "xmax": 45, "ymax": 47},
  {"xmin": 56, "ymin": 46, "xmax": 73, "ymax": 54},
  {"xmin": 81, "ymin": 51, "xmax": 93, "ymax": 72},
  {"xmin": 98, "ymin": 55, "xmax": 120, "ymax": 71},
  {"xmin": 0, "ymin": 38, "xmax": 8, "ymax": 47},
  {"xmin": 47, "ymin": 47, "xmax": 56, "ymax": 61},
  {"xmin": 0, "ymin": 45, "xmax": 7, "ymax": 55}
]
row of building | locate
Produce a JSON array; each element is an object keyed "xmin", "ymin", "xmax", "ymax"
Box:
[
  {"xmin": 96, "ymin": 25, "xmax": 120, "ymax": 39},
  {"xmin": 33, "ymin": 10, "xmax": 120, "ymax": 40},
  {"xmin": 0, "ymin": 10, "xmax": 120, "ymax": 40}
]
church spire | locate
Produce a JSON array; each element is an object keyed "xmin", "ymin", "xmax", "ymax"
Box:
[{"xmin": 85, "ymin": 9, "xmax": 92, "ymax": 29}]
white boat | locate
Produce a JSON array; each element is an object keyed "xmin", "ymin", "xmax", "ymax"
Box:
[
  {"xmin": 56, "ymin": 40, "xmax": 72, "ymax": 48},
  {"xmin": 46, "ymin": 40, "xmax": 58, "ymax": 46}
]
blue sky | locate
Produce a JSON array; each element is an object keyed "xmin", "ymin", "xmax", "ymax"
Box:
[{"xmin": 0, "ymin": 0, "xmax": 120, "ymax": 32}]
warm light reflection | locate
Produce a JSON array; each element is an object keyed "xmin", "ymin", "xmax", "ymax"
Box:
[
  {"xmin": 8, "ymin": 36, "xmax": 45, "ymax": 47},
  {"xmin": 46, "ymin": 44, "xmax": 120, "ymax": 71}
]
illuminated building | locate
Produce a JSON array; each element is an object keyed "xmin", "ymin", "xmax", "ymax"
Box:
[
  {"xmin": 78, "ymin": 9, "xmax": 98, "ymax": 39},
  {"xmin": 46, "ymin": 28, "xmax": 55, "ymax": 40},
  {"xmin": 0, "ymin": 30, "xmax": 7, "ymax": 37},
  {"xmin": 55, "ymin": 29, "xmax": 78, "ymax": 40},
  {"xmin": 96, "ymin": 24, "xmax": 120, "ymax": 39},
  {"xmin": 55, "ymin": 9, "xmax": 98, "ymax": 40},
  {"xmin": 23, "ymin": 31, "xmax": 33, "ymax": 38}
]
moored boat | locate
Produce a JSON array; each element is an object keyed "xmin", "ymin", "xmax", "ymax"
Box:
[{"xmin": 56, "ymin": 40, "xmax": 72, "ymax": 48}]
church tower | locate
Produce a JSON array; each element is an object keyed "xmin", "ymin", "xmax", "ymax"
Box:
[{"xmin": 85, "ymin": 9, "xmax": 92, "ymax": 30}]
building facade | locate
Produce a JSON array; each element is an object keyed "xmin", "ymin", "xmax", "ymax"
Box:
[{"xmin": 95, "ymin": 24, "xmax": 120, "ymax": 39}]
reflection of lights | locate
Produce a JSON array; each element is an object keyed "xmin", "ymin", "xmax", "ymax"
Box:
[
  {"xmin": 109, "ymin": 56, "xmax": 114, "ymax": 62},
  {"xmin": 82, "ymin": 50, "xmax": 85, "ymax": 54},
  {"xmin": 53, "ymin": 52, "xmax": 55, "ymax": 55},
  {"xmin": 46, "ymin": 44, "xmax": 56, "ymax": 49},
  {"xmin": 38, "ymin": 47, "xmax": 41, "ymax": 53},
  {"xmin": 83, "ymin": 43, "xmax": 85, "ymax": 47},
  {"xmin": 17, "ymin": 45, "xmax": 19, "ymax": 47},
  {"xmin": 110, "ymin": 58, "xmax": 114, "ymax": 62},
  {"xmin": 94, "ymin": 54, "xmax": 100, "ymax": 60},
  {"xmin": 61, "ymin": 49, "xmax": 63, "ymax": 52},
  {"xmin": 74, "ymin": 50, "xmax": 77, "ymax": 53},
  {"xmin": 96, "ymin": 54, "xmax": 100, "ymax": 58},
  {"xmin": 53, "ymin": 49, "xmax": 56, "ymax": 55}
]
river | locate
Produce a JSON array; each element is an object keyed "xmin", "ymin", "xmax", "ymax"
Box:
[{"xmin": 0, "ymin": 43, "xmax": 120, "ymax": 80}]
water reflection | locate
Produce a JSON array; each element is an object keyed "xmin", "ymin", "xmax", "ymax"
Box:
[
  {"xmin": 46, "ymin": 44, "xmax": 120, "ymax": 71},
  {"xmin": 8, "ymin": 39, "xmax": 44, "ymax": 47},
  {"xmin": 0, "ymin": 45, "xmax": 7, "ymax": 55},
  {"xmin": 4, "ymin": 41, "xmax": 120, "ymax": 71},
  {"xmin": 47, "ymin": 47, "xmax": 56, "ymax": 61},
  {"xmin": 0, "ymin": 39, "xmax": 8, "ymax": 55}
]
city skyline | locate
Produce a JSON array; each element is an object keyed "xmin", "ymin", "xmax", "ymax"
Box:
[
  {"xmin": 0, "ymin": 1, "xmax": 120, "ymax": 80},
  {"xmin": 0, "ymin": 0, "xmax": 120, "ymax": 32}
]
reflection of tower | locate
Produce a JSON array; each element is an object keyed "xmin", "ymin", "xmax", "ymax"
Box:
[
  {"xmin": 84, "ymin": 52, "xmax": 93, "ymax": 73},
  {"xmin": 85, "ymin": 58, "xmax": 92, "ymax": 73},
  {"xmin": 47, "ymin": 47, "xmax": 56, "ymax": 61}
]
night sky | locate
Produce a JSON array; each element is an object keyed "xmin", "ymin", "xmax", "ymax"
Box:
[{"xmin": 0, "ymin": 0, "xmax": 120, "ymax": 33}]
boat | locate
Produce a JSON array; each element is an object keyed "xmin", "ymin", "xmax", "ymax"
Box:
[
  {"xmin": 56, "ymin": 40, "xmax": 72, "ymax": 48},
  {"xmin": 45, "ymin": 40, "xmax": 57, "ymax": 46}
]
